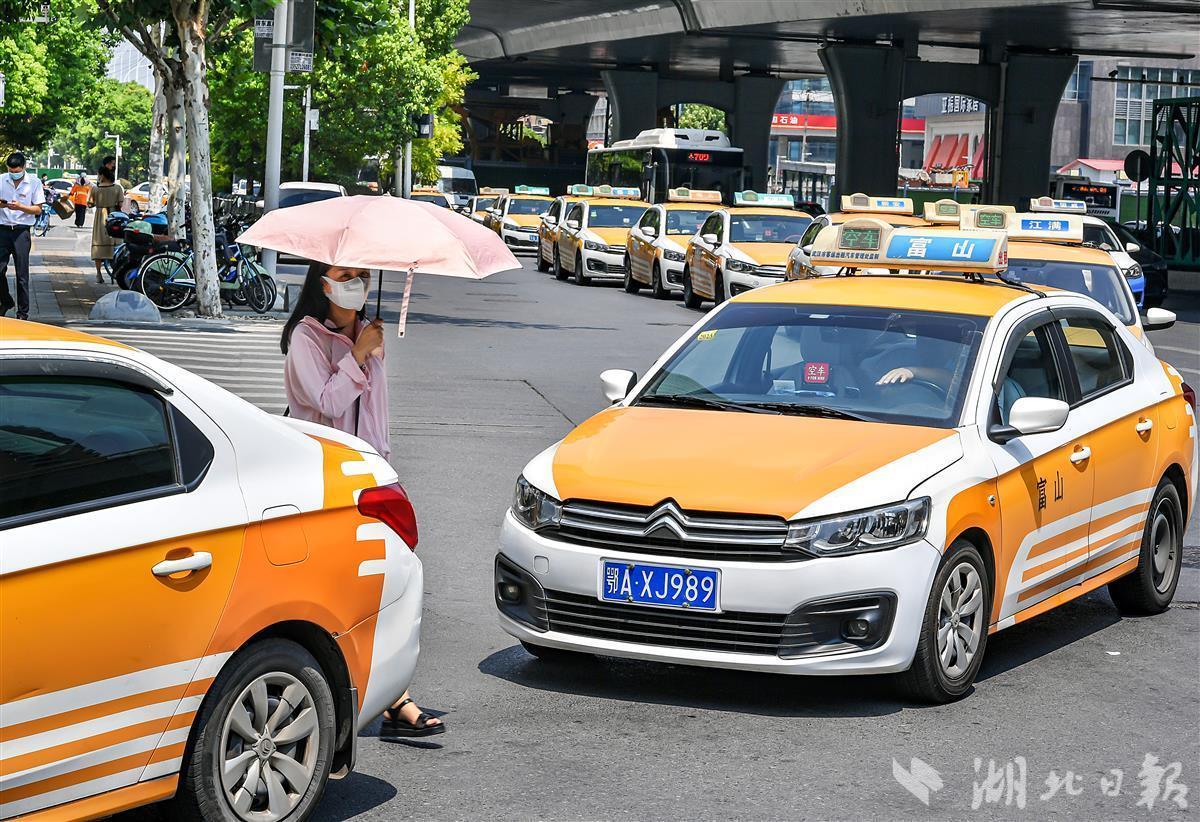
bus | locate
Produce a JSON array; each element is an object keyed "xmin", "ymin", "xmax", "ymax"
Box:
[
  {"xmin": 585, "ymin": 128, "xmax": 744, "ymax": 204},
  {"xmin": 1049, "ymin": 174, "xmax": 1120, "ymax": 220}
]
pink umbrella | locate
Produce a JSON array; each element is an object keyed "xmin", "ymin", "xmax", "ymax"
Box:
[{"xmin": 237, "ymin": 195, "xmax": 520, "ymax": 335}]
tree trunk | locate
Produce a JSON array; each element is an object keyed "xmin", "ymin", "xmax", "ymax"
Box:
[
  {"xmin": 175, "ymin": 18, "xmax": 222, "ymax": 318},
  {"xmin": 165, "ymin": 69, "xmax": 187, "ymax": 237},
  {"xmin": 147, "ymin": 24, "xmax": 168, "ymax": 212}
]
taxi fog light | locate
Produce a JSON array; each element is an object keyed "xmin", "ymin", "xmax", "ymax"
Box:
[
  {"xmin": 495, "ymin": 555, "xmax": 549, "ymax": 631},
  {"xmin": 726, "ymin": 259, "xmax": 756, "ymax": 273},
  {"xmin": 843, "ymin": 618, "xmax": 871, "ymax": 639},
  {"xmin": 784, "ymin": 498, "xmax": 930, "ymax": 557},
  {"xmin": 663, "ymin": 249, "xmax": 686, "ymax": 262},
  {"xmin": 511, "ymin": 475, "xmax": 563, "ymax": 531},
  {"xmin": 357, "ymin": 483, "xmax": 418, "ymax": 550},
  {"xmin": 499, "ymin": 582, "xmax": 522, "ymax": 603},
  {"xmin": 584, "ymin": 240, "xmax": 606, "ymax": 252}
]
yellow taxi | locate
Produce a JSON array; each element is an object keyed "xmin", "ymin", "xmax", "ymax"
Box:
[
  {"xmin": 553, "ymin": 188, "xmax": 649, "ymax": 285},
  {"xmin": 468, "ymin": 187, "xmax": 507, "ymax": 224},
  {"xmin": 410, "ymin": 186, "xmax": 454, "ymax": 210},
  {"xmin": 495, "ymin": 224, "xmax": 1196, "ymax": 703},
  {"xmin": 623, "ymin": 188, "xmax": 721, "ymax": 299},
  {"xmin": 0, "ymin": 320, "xmax": 424, "ymax": 820},
  {"xmin": 682, "ymin": 191, "xmax": 813, "ymax": 308},
  {"xmin": 536, "ymin": 184, "xmax": 595, "ymax": 273},
  {"xmin": 485, "ymin": 185, "xmax": 553, "ymax": 252},
  {"xmin": 785, "ymin": 194, "xmax": 929, "ymax": 280}
]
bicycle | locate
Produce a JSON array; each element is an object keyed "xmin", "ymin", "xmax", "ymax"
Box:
[
  {"xmin": 139, "ymin": 236, "xmax": 275, "ymax": 314},
  {"xmin": 33, "ymin": 202, "xmax": 53, "ymax": 237}
]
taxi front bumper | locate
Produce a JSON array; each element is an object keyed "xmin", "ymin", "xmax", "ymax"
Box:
[
  {"xmin": 501, "ymin": 227, "xmax": 540, "ymax": 250},
  {"xmin": 581, "ymin": 247, "xmax": 626, "ymax": 279},
  {"xmin": 660, "ymin": 257, "xmax": 686, "ymax": 290},
  {"xmin": 726, "ymin": 268, "xmax": 785, "ymax": 296},
  {"xmin": 494, "ymin": 512, "xmax": 940, "ymax": 675}
]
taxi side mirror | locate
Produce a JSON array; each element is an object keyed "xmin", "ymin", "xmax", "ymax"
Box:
[
  {"xmin": 701, "ymin": 232, "xmax": 718, "ymax": 245},
  {"xmin": 1125, "ymin": 241, "xmax": 1141, "ymax": 254},
  {"xmin": 643, "ymin": 225, "xmax": 658, "ymax": 238},
  {"xmin": 1143, "ymin": 306, "xmax": 1176, "ymax": 331},
  {"xmin": 566, "ymin": 218, "xmax": 581, "ymax": 230},
  {"xmin": 600, "ymin": 368, "xmax": 638, "ymax": 403},
  {"xmin": 800, "ymin": 244, "xmax": 813, "ymax": 256},
  {"xmin": 544, "ymin": 215, "xmax": 557, "ymax": 226},
  {"xmin": 989, "ymin": 397, "xmax": 1069, "ymax": 444}
]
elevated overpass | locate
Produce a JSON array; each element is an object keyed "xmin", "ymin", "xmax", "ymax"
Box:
[{"xmin": 457, "ymin": 0, "xmax": 1199, "ymax": 203}]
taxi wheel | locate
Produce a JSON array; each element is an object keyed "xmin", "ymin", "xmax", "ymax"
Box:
[
  {"xmin": 902, "ymin": 540, "xmax": 990, "ymax": 704},
  {"xmin": 1108, "ymin": 478, "xmax": 1183, "ymax": 615},
  {"xmin": 574, "ymin": 253, "xmax": 590, "ymax": 286},
  {"xmin": 172, "ymin": 638, "xmax": 336, "ymax": 822},
  {"xmin": 622, "ymin": 255, "xmax": 640, "ymax": 293},
  {"xmin": 712, "ymin": 270, "xmax": 726, "ymax": 305},
  {"xmin": 651, "ymin": 263, "xmax": 670, "ymax": 299},
  {"xmin": 682, "ymin": 268, "xmax": 702, "ymax": 310},
  {"xmin": 536, "ymin": 247, "xmax": 550, "ymax": 272},
  {"xmin": 553, "ymin": 248, "xmax": 567, "ymax": 281}
]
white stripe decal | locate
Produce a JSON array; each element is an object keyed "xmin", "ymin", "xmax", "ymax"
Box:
[
  {"xmin": 0, "ymin": 727, "xmax": 189, "ymax": 792},
  {"xmin": 0, "ymin": 697, "xmax": 201, "ymax": 761},
  {"xmin": 1020, "ymin": 509, "xmax": 1146, "ymax": 585},
  {"xmin": 0, "ymin": 766, "xmax": 146, "ymax": 818},
  {"xmin": 139, "ymin": 756, "xmax": 184, "ymax": 781},
  {"xmin": 1017, "ymin": 543, "xmax": 1141, "ymax": 613}
]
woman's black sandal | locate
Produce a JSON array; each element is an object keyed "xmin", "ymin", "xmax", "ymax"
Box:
[{"xmin": 380, "ymin": 698, "xmax": 446, "ymax": 740}]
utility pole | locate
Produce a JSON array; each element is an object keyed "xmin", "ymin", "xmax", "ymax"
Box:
[
  {"xmin": 262, "ymin": 0, "xmax": 289, "ymax": 277},
  {"xmin": 399, "ymin": 0, "xmax": 415, "ymax": 198},
  {"xmin": 302, "ymin": 84, "xmax": 312, "ymax": 182}
]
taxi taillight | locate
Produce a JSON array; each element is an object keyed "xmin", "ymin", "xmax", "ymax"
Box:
[
  {"xmin": 1183, "ymin": 381, "xmax": 1196, "ymax": 411},
  {"xmin": 357, "ymin": 483, "xmax": 418, "ymax": 550}
]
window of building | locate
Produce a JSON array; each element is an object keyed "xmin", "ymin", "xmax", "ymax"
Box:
[
  {"xmin": 1062, "ymin": 61, "xmax": 1092, "ymax": 102},
  {"xmin": 1113, "ymin": 66, "xmax": 1200, "ymax": 146}
]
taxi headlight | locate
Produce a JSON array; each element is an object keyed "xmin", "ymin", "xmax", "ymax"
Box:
[
  {"xmin": 1123, "ymin": 263, "xmax": 1143, "ymax": 281},
  {"xmin": 783, "ymin": 498, "xmax": 930, "ymax": 557},
  {"xmin": 584, "ymin": 240, "xmax": 606, "ymax": 252},
  {"xmin": 663, "ymin": 249, "xmax": 686, "ymax": 262},
  {"xmin": 502, "ymin": 220, "xmax": 518, "ymax": 230},
  {"xmin": 726, "ymin": 259, "xmax": 756, "ymax": 273},
  {"xmin": 512, "ymin": 475, "xmax": 563, "ymax": 530}
]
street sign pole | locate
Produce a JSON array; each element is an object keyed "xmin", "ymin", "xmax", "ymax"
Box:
[
  {"xmin": 400, "ymin": 0, "xmax": 415, "ymax": 199},
  {"xmin": 302, "ymin": 85, "xmax": 311, "ymax": 182},
  {"xmin": 262, "ymin": 0, "xmax": 289, "ymax": 278}
]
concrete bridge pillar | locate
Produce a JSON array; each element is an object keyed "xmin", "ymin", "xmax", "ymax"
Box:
[
  {"xmin": 602, "ymin": 69, "xmax": 660, "ymax": 141},
  {"xmin": 731, "ymin": 75, "xmax": 786, "ymax": 192}
]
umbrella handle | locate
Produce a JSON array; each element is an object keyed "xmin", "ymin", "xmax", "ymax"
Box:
[{"xmin": 397, "ymin": 267, "xmax": 415, "ymax": 338}]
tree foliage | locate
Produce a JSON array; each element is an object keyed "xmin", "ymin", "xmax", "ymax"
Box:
[
  {"xmin": 677, "ymin": 103, "xmax": 726, "ymax": 133},
  {"xmin": 51, "ymin": 79, "xmax": 154, "ymax": 180}
]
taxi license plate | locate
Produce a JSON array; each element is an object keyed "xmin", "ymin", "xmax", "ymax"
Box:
[{"xmin": 599, "ymin": 560, "xmax": 719, "ymax": 612}]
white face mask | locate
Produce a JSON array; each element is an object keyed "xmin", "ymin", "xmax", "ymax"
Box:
[{"xmin": 323, "ymin": 275, "xmax": 368, "ymax": 311}]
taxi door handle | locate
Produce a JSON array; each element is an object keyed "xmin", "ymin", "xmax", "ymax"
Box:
[
  {"xmin": 153, "ymin": 552, "xmax": 212, "ymax": 577},
  {"xmin": 1069, "ymin": 446, "xmax": 1092, "ymax": 465},
  {"xmin": 1135, "ymin": 418, "xmax": 1153, "ymax": 433}
]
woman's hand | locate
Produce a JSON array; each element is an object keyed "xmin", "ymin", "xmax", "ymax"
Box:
[
  {"xmin": 351, "ymin": 319, "xmax": 385, "ymax": 365},
  {"xmin": 876, "ymin": 367, "xmax": 914, "ymax": 385}
]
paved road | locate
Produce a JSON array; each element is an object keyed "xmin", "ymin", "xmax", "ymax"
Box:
[{"xmin": 115, "ymin": 256, "xmax": 1198, "ymax": 821}]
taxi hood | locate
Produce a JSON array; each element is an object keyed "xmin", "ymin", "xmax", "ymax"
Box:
[
  {"xmin": 731, "ymin": 242, "xmax": 794, "ymax": 266},
  {"xmin": 548, "ymin": 406, "xmax": 962, "ymax": 520},
  {"xmin": 588, "ymin": 227, "xmax": 631, "ymax": 245}
]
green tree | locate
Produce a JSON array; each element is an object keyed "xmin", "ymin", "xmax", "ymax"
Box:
[
  {"xmin": 51, "ymin": 79, "xmax": 154, "ymax": 180},
  {"xmin": 0, "ymin": 0, "xmax": 112, "ymax": 151},
  {"xmin": 677, "ymin": 103, "xmax": 726, "ymax": 132}
]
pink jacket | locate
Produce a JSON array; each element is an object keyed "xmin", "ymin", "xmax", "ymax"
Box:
[{"xmin": 284, "ymin": 316, "xmax": 390, "ymax": 460}]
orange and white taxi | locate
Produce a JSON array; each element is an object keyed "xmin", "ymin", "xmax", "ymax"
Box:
[
  {"xmin": 0, "ymin": 320, "xmax": 423, "ymax": 820},
  {"xmin": 554, "ymin": 189, "xmax": 649, "ymax": 285},
  {"xmin": 785, "ymin": 193, "xmax": 929, "ymax": 280},
  {"xmin": 495, "ymin": 226, "xmax": 1195, "ymax": 703},
  {"xmin": 468, "ymin": 188, "xmax": 507, "ymax": 224},
  {"xmin": 623, "ymin": 188, "xmax": 720, "ymax": 298},
  {"xmin": 682, "ymin": 191, "xmax": 813, "ymax": 307}
]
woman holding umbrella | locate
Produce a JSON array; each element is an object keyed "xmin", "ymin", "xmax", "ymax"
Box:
[{"xmin": 281, "ymin": 261, "xmax": 446, "ymax": 740}]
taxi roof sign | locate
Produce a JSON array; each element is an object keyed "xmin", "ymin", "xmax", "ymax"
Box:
[
  {"xmin": 1029, "ymin": 196, "xmax": 1088, "ymax": 214},
  {"xmin": 567, "ymin": 184, "xmax": 594, "ymax": 196},
  {"xmin": 959, "ymin": 204, "xmax": 1016, "ymax": 231},
  {"xmin": 810, "ymin": 218, "xmax": 1008, "ymax": 273},
  {"xmin": 479, "ymin": 187, "xmax": 508, "ymax": 195},
  {"xmin": 592, "ymin": 185, "xmax": 641, "ymax": 199},
  {"xmin": 840, "ymin": 193, "xmax": 914, "ymax": 215},
  {"xmin": 1006, "ymin": 213, "xmax": 1084, "ymax": 243},
  {"xmin": 513, "ymin": 185, "xmax": 551, "ymax": 196},
  {"xmin": 667, "ymin": 187, "xmax": 722, "ymax": 204},
  {"xmin": 733, "ymin": 190, "xmax": 795, "ymax": 208},
  {"xmin": 922, "ymin": 199, "xmax": 962, "ymax": 224}
]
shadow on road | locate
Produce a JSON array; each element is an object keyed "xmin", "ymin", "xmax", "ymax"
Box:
[
  {"xmin": 312, "ymin": 772, "xmax": 399, "ymax": 821},
  {"xmin": 405, "ymin": 312, "xmax": 618, "ymax": 332}
]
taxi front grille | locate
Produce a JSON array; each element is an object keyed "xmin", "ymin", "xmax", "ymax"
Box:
[
  {"xmin": 606, "ymin": 244, "xmax": 626, "ymax": 254},
  {"xmin": 757, "ymin": 265, "xmax": 787, "ymax": 277},
  {"xmin": 547, "ymin": 499, "xmax": 796, "ymax": 562},
  {"xmin": 539, "ymin": 588, "xmax": 788, "ymax": 655}
]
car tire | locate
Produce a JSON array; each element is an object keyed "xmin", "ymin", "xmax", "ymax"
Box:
[
  {"xmin": 574, "ymin": 253, "xmax": 590, "ymax": 286},
  {"xmin": 520, "ymin": 640, "xmax": 594, "ymax": 663},
  {"xmin": 553, "ymin": 248, "xmax": 567, "ymax": 281},
  {"xmin": 682, "ymin": 268, "xmax": 702, "ymax": 310},
  {"xmin": 651, "ymin": 262, "xmax": 669, "ymax": 299},
  {"xmin": 171, "ymin": 638, "xmax": 337, "ymax": 822},
  {"xmin": 536, "ymin": 246, "xmax": 550, "ymax": 272},
  {"xmin": 713, "ymin": 270, "xmax": 726, "ymax": 304},
  {"xmin": 1108, "ymin": 478, "xmax": 1183, "ymax": 615},
  {"xmin": 622, "ymin": 255, "xmax": 640, "ymax": 293},
  {"xmin": 901, "ymin": 539, "xmax": 990, "ymax": 704}
]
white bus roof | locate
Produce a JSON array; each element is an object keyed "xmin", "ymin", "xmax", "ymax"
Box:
[
  {"xmin": 437, "ymin": 165, "xmax": 476, "ymax": 179},
  {"xmin": 605, "ymin": 128, "xmax": 740, "ymax": 152}
]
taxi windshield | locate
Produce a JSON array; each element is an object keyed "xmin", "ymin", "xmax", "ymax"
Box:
[
  {"xmin": 638, "ymin": 303, "xmax": 986, "ymax": 428},
  {"xmin": 412, "ymin": 194, "xmax": 450, "ymax": 208},
  {"xmin": 1006, "ymin": 258, "xmax": 1135, "ymax": 324},
  {"xmin": 665, "ymin": 209, "xmax": 710, "ymax": 235},
  {"xmin": 475, "ymin": 197, "xmax": 496, "ymax": 212},
  {"xmin": 507, "ymin": 199, "xmax": 549, "ymax": 216},
  {"xmin": 729, "ymin": 214, "xmax": 812, "ymax": 243},
  {"xmin": 589, "ymin": 204, "xmax": 647, "ymax": 228}
]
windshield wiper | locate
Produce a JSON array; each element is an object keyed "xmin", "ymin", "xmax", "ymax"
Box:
[
  {"xmin": 740, "ymin": 402, "xmax": 875, "ymax": 422},
  {"xmin": 637, "ymin": 394, "xmax": 780, "ymax": 414}
]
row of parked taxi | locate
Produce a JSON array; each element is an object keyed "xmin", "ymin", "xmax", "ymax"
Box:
[{"xmin": 468, "ymin": 185, "xmax": 1171, "ymax": 341}]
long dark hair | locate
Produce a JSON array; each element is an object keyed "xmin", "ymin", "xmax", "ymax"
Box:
[
  {"xmin": 280, "ymin": 261, "xmax": 367, "ymax": 354},
  {"xmin": 97, "ymin": 166, "xmax": 115, "ymax": 184}
]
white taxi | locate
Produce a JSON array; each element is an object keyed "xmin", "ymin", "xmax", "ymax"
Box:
[
  {"xmin": 537, "ymin": 185, "xmax": 594, "ymax": 273},
  {"xmin": 554, "ymin": 188, "xmax": 649, "ymax": 286},
  {"xmin": 495, "ymin": 225, "xmax": 1195, "ymax": 703},
  {"xmin": 623, "ymin": 187, "xmax": 720, "ymax": 298},
  {"xmin": 0, "ymin": 321, "xmax": 423, "ymax": 819},
  {"xmin": 1027, "ymin": 196, "xmax": 1147, "ymax": 306},
  {"xmin": 486, "ymin": 185, "xmax": 553, "ymax": 251},
  {"xmin": 681, "ymin": 191, "xmax": 812, "ymax": 307},
  {"xmin": 785, "ymin": 193, "xmax": 929, "ymax": 280}
]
